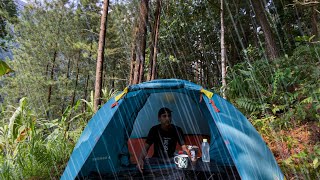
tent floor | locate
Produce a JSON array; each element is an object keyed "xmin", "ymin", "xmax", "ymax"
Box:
[{"xmin": 81, "ymin": 166, "xmax": 240, "ymax": 180}]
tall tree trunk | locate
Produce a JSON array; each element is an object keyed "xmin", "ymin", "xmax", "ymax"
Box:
[
  {"xmin": 195, "ymin": 60, "xmax": 199, "ymax": 83},
  {"xmin": 129, "ymin": 26, "xmax": 138, "ymax": 85},
  {"xmin": 71, "ymin": 51, "xmax": 81, "ymax": 108},
  {"xmin": 61, "ymin": 57, "xmax": 72, "ymax": 114},
  {"xmin": 94, "ymin": 0, "xmax": 109, "ymax": 112},
  {"xmin": 251, "ymin": 0, "xmax": 279, "ymax": 60},
  {"xmin": 129, "ymin": 39, "xmax": 137, "ymax": 84},
  {"xmin": 46, "ymin": 63, "xmax": 49, "ymax": 77},
  {"xmin": 133, "ymin": 0, "xmax": 149, "ymax": 84},
  {"xmin": 200, "ymin": 58, "xmax": 204, "ymax": 86},
  {"xmin": 48, "ymin": 50, "xmax": 57, "ymax": 106},
  {"xmin": 102, "ymin": 55, "xmax": 108, "ymax": 90},
  {"xmin": 311, "ymin": 5, "xmax": 319, "ymax": 41},
  {"xmin": 83, "ymin": 40, "xmax": 93, "ymax": 112},
  {"xmin": 221, "ymin": 0, "xmax": 227, "ymax": 99},
  {"xmin": 66, "ymin": 58, "xmax": 71, "ymax": 82},
  {"xmin": 148, "ymin": 0, "xmax": 161, "ymax": 81},
  {"xmin": 110, "ymin": 60, "xmax": 115, "ymax": 89},
  {"xmin": 206, "ymin": 58, "xmax": 213, "ymax": 89},
  {"xmin": 83, "ymin": 74, "xmax": 89, "ymax": 113}
]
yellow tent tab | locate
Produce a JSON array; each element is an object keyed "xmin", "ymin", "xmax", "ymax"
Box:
[
  {"xmin": 200, "ymin": 88, "xmax": 213, "ymax": 99},
  {"xmin": 115, "ymin": 87, "xmax": 129, "ymax": 101}
]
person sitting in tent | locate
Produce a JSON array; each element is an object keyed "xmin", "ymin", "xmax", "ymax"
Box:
[{"xmin": 137, "ymin": 107, "xmax": 189, "ymax": 173}]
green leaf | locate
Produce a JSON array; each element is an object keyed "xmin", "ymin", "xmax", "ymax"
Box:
[
  {"xmin": 313, "ymin": 158, "xmax": 319, "ymax": 169},
  {"xmin": 0, "ymin": 61, "xmax": 14, "ymax": 76},
  {"xmin": 239, "ymin": 69, "xmax": 251, "ymax": 76},
  {"xmin": 301, "ymin": 97, "xmax": 313, "ymax": 104},
  {"xmin": 308, "ymin": 35, "xmax": 316, "ymax": 42},
  {"xmin": 283, "ymin": 158, "xmax": 292, "ymax": 165}
]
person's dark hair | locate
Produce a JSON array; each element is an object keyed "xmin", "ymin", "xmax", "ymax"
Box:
[{"xmin": 158, "ymin": 107, "xmax": 172, "ymax": 117}]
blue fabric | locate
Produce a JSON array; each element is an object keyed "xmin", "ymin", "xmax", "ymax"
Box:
[
  {"xmin": 61, "ymin": 79, "xmax": 284, "ymax": 180},
  {"xmin": 204, "ymin": 95, "xmax": 284, "ymax": 179}
]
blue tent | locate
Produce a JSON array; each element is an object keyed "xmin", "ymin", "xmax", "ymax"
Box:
[{"xmin": 61, "ymin": 79, "xmax": 284, "ymax": 180}]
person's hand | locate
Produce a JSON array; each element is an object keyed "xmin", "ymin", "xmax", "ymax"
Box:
[
  {"xmin": 181, "ymin": 145, "xmax": 191, "ymax": 158},
  {"xmin": 136, "ymin": 159, "xmax": 144, "ymax": 173}
]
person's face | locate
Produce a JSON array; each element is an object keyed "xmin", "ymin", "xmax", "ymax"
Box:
[{"xmin": 159, "ymin": 111, "xmax": 172, "ymax": 126}]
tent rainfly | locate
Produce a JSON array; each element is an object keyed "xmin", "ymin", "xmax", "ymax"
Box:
[{"xmin": 61, "ymin": 79, "xmax": 284, "ymax": 180}]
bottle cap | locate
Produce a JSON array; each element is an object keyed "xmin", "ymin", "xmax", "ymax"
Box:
[{"xmin": 203, "ymin": 139, "xmax": 207, "ymax": 142}]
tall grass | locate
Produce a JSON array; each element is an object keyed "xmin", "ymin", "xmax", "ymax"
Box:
[
  {"xmin": 0, "ymin": 99, "xmax": 86, "ymax": 179},
  {"xmin": 0, "ymin": 87, "xmax": 118, "ymax": 179}
]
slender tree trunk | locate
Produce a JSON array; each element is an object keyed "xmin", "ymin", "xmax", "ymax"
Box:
[
  {"xmin": 66, "ymin": 58, "xmax": 71, "ymax": 80},
  {"xmin": 46, "ymin": 63, "xmax": 49, "ymax": 77},
  {"xmin": 195, "ymin": 61, "xmax": 199, "ymax": 83},
  {"xmin": 138, "ymin": 53, "xmax": 145, "ymax": 83},
  {"xmin": 94, "ymin": 0, "xmax": 109, "ymax": 112},
  {"xmin": 129, "ymin": 27, "xmax": 138, "ymax": 85},
  {"xmin": 45, "ymin": 60, "xmax": 52, "ymax": 115},
  {"xmin": 251, "ymin": 0, "xmax": 279, "ymax": 60},
  {"xmin": 133, "ymin": 0, "xmax": 149, "ymax": 84},
  {"xmin": 148, "ymin": 0, "xmax": 161, "ymax": 81},
  {"xmin": 83, "ymin": 40, "xmax": 93, "ymax": 112},
  {"xmin": 311, "ymin": 5, "xmax": 319, "ymax": 41},
  {"xmin": 48, "ymin": 51, "xmax": 57, "ymax": 106},
  {"xmin": 129, "ymin": 41, "xmax": 136, "ymax": 84},
  {"xmin": 110, "ymin": 60, "xmax": 115, "ymax": 89},
  {"xmin": 83, "ymin": 74, "xmax": 89, "ymax": 113},
  {"xmin": 216, "ymin": 64, "xmax": 220, "ymax": 87},
  {"xmin": 71, "ymin": 51, "xmax": 81, "ymax": 108},
  {"xmin": 221, "ymin": 0, "xmax": 227, "ymax": 99},
  {"xmin": 61, "ymin": 57, "xmax": 72, "ymax": 114},
  {"xmin": 102, "ymin": 66, "xmax": 106, "ymax": 92},
  {"xmin": 129, "ymin": 48, "xmax": 136, "ymax": 84},
  {"xmin": 206, "ymin": 59, "xmax": 209, "ymax": 88},
  {"xmin": 133, "ymin": 57, "xmax": 140, "ymax": 84},
  {"xmin": 200, "ymin": 58, "xmax": 204, "ymax": 86}
]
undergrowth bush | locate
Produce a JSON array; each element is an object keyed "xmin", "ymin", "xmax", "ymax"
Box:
[
  {"xmin": 227, "ymin": 45, "xmax": 320, "ymax": 179},
  {"xmin": 0, "ymin": 98, "xmax": 87, "ymax": 179},
  {"xmin": 280, "ymin": 145, "xmax": 320, "ymax": 180},
  {"xmin": 227, "ymin": 45, "xmax": 319, "ymax": 125},
  {"xmin": 0, "ymin": 87, "xmax": 116, "ymax": 179}
]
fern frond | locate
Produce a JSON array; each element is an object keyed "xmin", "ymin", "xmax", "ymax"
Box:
[{"xmin": 236, "ymin": 98, "xmax": 259, "ymax": 113}]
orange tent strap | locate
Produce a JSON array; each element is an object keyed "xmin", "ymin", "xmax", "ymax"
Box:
[
  {"xmin": 210, "ymin": 99, "xmax": 220, "ymax": 112},
  {"xmin": 111, "ymin": 102, "xmax": 118, "ymax": 108},
  {"xmin": 199, "ymin": 93, "xmax": 203, "ymax": 103}
]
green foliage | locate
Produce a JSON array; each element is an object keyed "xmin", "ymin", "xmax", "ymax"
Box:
[
  {"xmin": 0, "ymin": 0, "xmax": 318, "ymax": 179},
  {"xmin": 0, "ymin": 83, "xmax": 118, "ymax": 178},
  {"xmin": 81, "ymin": 91, "xmax": 95, "ymax": 115},
  {"xmin": 0, "ymin": 60, "xmax": 13, "ymax": 76},
  {"xmin": 281, "ymin": 145, "xmax": 320, "ymax": 180},
  {"xmin": 0, "ymin": 97, "xmax": 88, "ymax": 179},
  {"xmin": 251, "ymin": 115, "xmax": 275, "ymax": 135},
  {"xmin": 235, "ymin": 97, "xmax": 261, "ymax": 113},
  {"xmin": 0, "ymin": 0, "xmax": 18, "ymax": 49},
  {"xmin": 227, "ymin": 45, "xmax": 320, "ymax": 178},
  {"xmin": 155, "ymin": 0, "xmax": 221, "ymax": 84},
  {"xmin": 81, "ymin": 88, "xmax": 118, "ymax": 113},
  {"xmin": 102, "ymin": 88, "xmax": 118, "ymax": 104},
  {"xmin": 227, "ymin": 45, "xmax": 319, "ymax": 121},
  {"xmin": 0, "ymin": 0, "xmax": 130, "ymax": 119},
  {"xmin": 242, "ymin": 44, "xmax": 265, "ymax": 62}
]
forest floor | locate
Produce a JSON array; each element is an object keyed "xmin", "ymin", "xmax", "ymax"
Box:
[{"xmin": 263, "ymin": 121, "xmax": 320, "ymax": 179}]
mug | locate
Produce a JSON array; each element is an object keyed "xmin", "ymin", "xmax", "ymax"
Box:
[{"xmin": 174, "ymin": 154, "xmax": 189, "ymax": 168}]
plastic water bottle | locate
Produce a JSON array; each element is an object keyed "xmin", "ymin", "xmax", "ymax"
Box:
[{"xmin": 201, "ymin": 139, "xmax": 210, "ymax": 162}]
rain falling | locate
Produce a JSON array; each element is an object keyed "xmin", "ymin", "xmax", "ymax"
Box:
[{"xmin": 0, "ymin": 0, "xmax": 319, "ymax": 179}]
